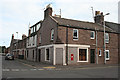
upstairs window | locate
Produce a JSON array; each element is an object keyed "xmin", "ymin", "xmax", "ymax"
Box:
[
  {"xmin": 90, "ymin": 31, "xmax": 95, "ymax": 39},
  {"xmin": 73, "ymin": 29, "xmax": 78, "ymax": 40},
  {"xmin": 33, "ymin": 36, "xmax": 35, "ymax": 45},
  {"xmin": 31, "ymin": 28, "xmax": 33, "ymax": 34},
  {"xmin": 99, "ymin": 49, "xmax": 102, "ymax": 56},
  {"xmin": 51, "ymin": 29, "xmax": 54, "ymax": 40},
  {"xmin": 105, "ymin": 50, "xmax": 110, "ymax": 60},
  {"xmin": 105, "ymin": 33, "xmax": 109, "ymax": 43},
  {"xmin": 37, "ymin": 23, "xmax": 41, "ymax": 31},
  {"xmin": 39, "ymin": 33, "xmax": 41, "ymax": 43}
]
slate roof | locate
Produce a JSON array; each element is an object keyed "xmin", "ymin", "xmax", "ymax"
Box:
[
  {"xmin": 51, "ymin": 16, "xmax": 116, "ymax": 33},
  {"xmin": 105, "ymin": 21, "xmax": 120, "ymax": 33}
]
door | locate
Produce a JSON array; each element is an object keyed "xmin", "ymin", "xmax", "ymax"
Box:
[
  {"xmin": 56, "ymin": 48, "xmax": 63, "ymax": 65},
  {"xmin": 90, "ymin": 49, "xmax": 95, "ymax": 63},
  {"xmin": 38, "ymin": 49, "xmax": 41, "ymax": 62}
]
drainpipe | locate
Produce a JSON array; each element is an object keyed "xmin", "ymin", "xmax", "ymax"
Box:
[
  {"xmin": 103, "ymin": 21, "xmax": 106, "ymax": 64},
  {"xmin": 95, "ymin": 28, "xmax": 98, "ymax": 64},
  {"xmin": 66, "ymin": 26, "xmax": 68, "ymax": 65}
]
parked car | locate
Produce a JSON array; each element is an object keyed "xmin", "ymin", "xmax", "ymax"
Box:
[{"xmin": 5, "ymin": 53, "xmax": 14, "ymax": 60}]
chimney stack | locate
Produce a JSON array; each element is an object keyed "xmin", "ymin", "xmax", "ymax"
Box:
[
  {"xmin": 44, "ymin": 4, "xmax": 53, "ymax": 18},
  {"xmin": 12, "ymin": 34, "xmax": 14, "ymax": 40},
  {"xmin": 22, "ymin": 34, "xmax": 27, "ymax": 39},
  {"xmin": 94, "ymin": 11, "xmax": 104, "ymax": 25}
]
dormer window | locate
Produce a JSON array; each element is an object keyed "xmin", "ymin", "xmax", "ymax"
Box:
[
  {"xmin": 73, "ymin": 29, "xmax": 78, "ymax": 40},
  {"xmin": 90, "ymin": 31, "xmax": 95, "ymax": 39},
  {"xmin": 51, "ymin": 29, "xmax": 54, "ymax": 40}
]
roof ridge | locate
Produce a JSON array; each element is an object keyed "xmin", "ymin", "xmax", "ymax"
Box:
[
  {"xmin": 52, "ymin": 16, "xmax": 94, "ymax": 24},
  {"xmin": 50, "ymin": 16, "xmax": 58, "ymax": 23}
]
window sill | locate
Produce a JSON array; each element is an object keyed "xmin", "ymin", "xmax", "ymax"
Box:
[
  {"xmin": 73, "ymin": 39, "xmax": 78, "ymax": 41},
  {"xmin": 77, "ymin": 61, "xmax": 88, "ymax": 62},
  {"xmin": 90, "ymin": 38, "xmax": 95, "ymax": 39},
  {"xmin": 45, "ymin": 60, "xmax": 50, "ymax": 62},
  {"xmin": 106, "ymin": 59, "xmax": 110, "ymax": 61},
  {"xmin": 50, "ymin": 40, "xmax": 54, "ymax": 42}
]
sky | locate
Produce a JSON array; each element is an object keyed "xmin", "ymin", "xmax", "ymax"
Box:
[{"xmin": 0, "ymin": 0, "xmax": 119, "ymax": 47}]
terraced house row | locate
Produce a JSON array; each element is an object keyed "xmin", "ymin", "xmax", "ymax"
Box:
[{"xmin": 10, "ymin": 4, "xmax": 120, "ymax": 65}]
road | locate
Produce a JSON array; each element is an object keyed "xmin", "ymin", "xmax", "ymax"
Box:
[{"xmin": 2, "ymin": 56, "xmax": 119, "ymax": 79}]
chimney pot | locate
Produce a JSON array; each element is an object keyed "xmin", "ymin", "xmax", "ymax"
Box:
[{"xmin": 44, "ymin": 4, "xmax": 53, "ymax": 18}]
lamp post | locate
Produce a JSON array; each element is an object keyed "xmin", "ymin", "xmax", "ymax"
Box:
[
  {"xmin": 16, "ymin": 32, "xmax": 18, "ymax": 58},
  {"xmin": 103, "ymin": 13, "xmax": 110, "ymax": 64}
]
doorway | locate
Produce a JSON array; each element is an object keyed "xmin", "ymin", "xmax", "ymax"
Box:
[
  {"xmin": 38, "ymin": 49, "xmax": 41, "ymax": 62},
  {"xmin": 90, "ymin": 49, "xmax": 95, "ymax": 63}
]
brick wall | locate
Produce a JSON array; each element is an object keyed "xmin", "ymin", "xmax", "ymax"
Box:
[
  {"xmin": 57, "ymin": 26, "xmax": 118, "ymax": 64},
  {"xmin": 37, "ymin": 16, "xmax": 58, "ymax": 46}
]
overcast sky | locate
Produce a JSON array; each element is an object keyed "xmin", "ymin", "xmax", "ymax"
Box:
[{"xmin": 0, "ymin": 0, "xmax": 119, "ymax": 47}]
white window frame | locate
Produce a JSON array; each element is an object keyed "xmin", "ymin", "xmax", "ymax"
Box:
[
  {"xmin": 33, "ymin": 36, "xmax": 35, "ymax": 45},
  {"xmin": 73, "ymin": 29, "xmax": 78, "ymax": 40},
  {"xmin": 77, "ymin": 48, "xmax": 88, "ymax": 62},
  {"xmin": 39, "ymin": 33, "xmax": 41, "ymax": 43},
  {"xmin": 45, "ymin": 48, "xmax": 50, "ymax": 61},
  {"xmin": 31, "ymin": 28, "xmax": 33, "ymax": 34},
  {"xmin": 99, "ymin": 49, "xmax": 102, "ymax": 56},
  {"xmin": 105, "ymin": 50, "xmax": 110, "ymax": 60},
  {"xmin": 90, "ymin": 31, "xmax": 95, "ymax": 39},
  {"xmin": 37, "ymin": 23, "xmax": 41, "ymax": 31},
  {"xmin": 51, "ymin": 29, "xmax": 54, "ymax": 40},
  {"xmin": 105, "ymin": 33, "xmax": 109, "ymax": 43}
]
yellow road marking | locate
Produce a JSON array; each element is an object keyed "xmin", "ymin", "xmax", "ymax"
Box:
[
  {"xmin": 21, "ymin": 63, "xmax": 34, "ymax": 68},
  {"xmin": 77, "ymin": 66, "xmax": 119, "ymax": 70},
  {"xmin": 43, "ymin": 66, "xmax": 56, "ymax": 69}
]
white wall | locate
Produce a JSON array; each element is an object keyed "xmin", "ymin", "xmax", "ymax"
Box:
[{"xmin": 26, "ymin": 35, "xmax": 37, "ymax": 48}]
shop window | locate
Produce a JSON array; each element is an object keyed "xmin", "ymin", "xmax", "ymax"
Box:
[{"xmin": 79, "ymin": 49, "xmax": 87, "ymax": 61}]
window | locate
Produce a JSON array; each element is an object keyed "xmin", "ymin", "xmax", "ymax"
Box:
[
  {"xmin": 105, "ymin": 50, "xmax": 110, "ymax": 60},
  {"xmin": 39, "ymin": 34, "xmax": 41, "ymax": 43},
  {"xmin": 33, "ymin": 36, "xmax": 35, "ymax": 45},
  {"xmin": 90, "ymin": 31, "xmax": 95, "ymax": 39},
  {"xmin": 33, "ymin": 50, "xmax": 34, "ymax": 59},
  {"xmin": 46, "ymin": 49, "xmax": 49, "ymax": 61},
  {"xmin": 51, "ymin": 29, "xmax": 54, "ymax": 40},
  {"xmin": 33, "ymin": 27, "xmax": 35, "ymax": 33},
  {"xmin": 73, "ymin": 29, "xmax": 78, "ymax": 40},
  {"xmin": 31, "ymin": 28, "xmax": 33, "ymax": 33},
  {"xmin": 99, "ymin": 49, "xmax": 102, "ymax": 56},
  {"xmin": 27, "ymin": 50, "xmax": 29, "ymax": 58},
  {"xmin": 79, "ymin": 49, "xmax": 87, "ymax": 61},
  {"xmin": 105, "ymin": 33, "xmax": 109, "ymax": 43},
  {"xmin": 37, "ymin": 23, "xmax": 41, "ymax": 31}
]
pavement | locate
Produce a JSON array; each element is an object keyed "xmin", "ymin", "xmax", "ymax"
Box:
[{"xmin": 16, "ymin": 58, "xmax": 119, "ymax": 70}]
